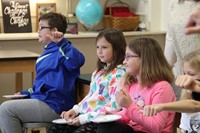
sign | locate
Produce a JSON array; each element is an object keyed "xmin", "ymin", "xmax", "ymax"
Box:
[{"xmin": 1, "ymin": 0, "xmax": 32, "ymax": 33}]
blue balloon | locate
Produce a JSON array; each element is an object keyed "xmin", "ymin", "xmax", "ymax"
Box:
[{"xmin": 76, "ymin": 0, "xmax": 103, "ymax": 28}]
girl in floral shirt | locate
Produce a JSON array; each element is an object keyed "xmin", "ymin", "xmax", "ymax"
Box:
[{"xmin": 48, "ymin": 29, "xmax": 127, "ymax": 133}]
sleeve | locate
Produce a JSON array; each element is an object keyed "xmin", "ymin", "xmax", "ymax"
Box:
[
  {"xmin": 76, "ymin": 71, "xmax": 97, "ymax": 106},
  {"xmin": 115, "ymin": 108, "xmax": 131, "ymax": 124},
  {"xmin": 57, "ymin": 38, "xmax": 85, "ymax": 72},
  {"xmin": 164, "ymin": 29, "xmax": 176, "ymax": 67},
  {"xmin": 164, "ymin": 0, "xmax": 177, "ymax": 67},
  {"xmin": 125, "ymin": 83, "xmax": 176, "ymax": 133},
  {"xmin": 72, "ymin": 104, "xmax": 80, "ymax": 115},
  {"xmin": 20, "ymin": 88, "xmax": 33, "ymax": 98},
  {"xmin": 78, "ymin": 67, "xmax": 126, "ymax": 125}
]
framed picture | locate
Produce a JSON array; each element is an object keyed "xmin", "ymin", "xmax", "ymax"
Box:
[
  {"xmin": 66, "ymin": 23, "xmax": 78, "ymax": 34},
  {"xmin": 1, "ymin": 0, "xmax": 32, "ymax": 33},
  {"xmin": 36, "ymin": 3, "xmax": 56, "ymax": 31}
]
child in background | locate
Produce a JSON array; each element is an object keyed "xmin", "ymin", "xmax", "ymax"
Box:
[
  {"xmin": 0, "ymin": 13, "xmax": 85, "ymax": 133},
  {"xmin": 143, "ymin": 50, "xmax": 200, "ymax": 133},
  {"xmin": 47, "ymin": 29, "xmax": 127, "ymax": 133},
  {"xmin": 97, "ymin": 38, "xmax": 176, "ymax": 133}
]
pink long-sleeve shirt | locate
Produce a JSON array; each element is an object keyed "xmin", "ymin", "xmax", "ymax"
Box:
[{"xmin": 117, "ymin": 81, "xmax": 176, "ymax": 133}]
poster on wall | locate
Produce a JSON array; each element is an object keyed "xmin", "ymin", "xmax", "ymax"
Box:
[{"xmin": 1, "ymin": 0, "xmax": 32, "ymax": 33}]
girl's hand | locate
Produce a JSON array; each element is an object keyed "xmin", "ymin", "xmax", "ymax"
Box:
[
  {"xmin": 60, "ymin": 109, "xmax": 76, "ymax": 120},
  {"xmin": 46, "ymin": 31, "xmax": 64, "ymax": 43},
  {"xmin": 142, "ymin": 104, "xmax": 162, "ymax": 116},
  {"xmin": 68, "ymin": 117, "xmax": 81, "ymax": 126},
  {"xmin": 116, "ymin": 89, "xmax": 132, "ymax": 108},
  {"xmin": 175, "ymin": 75, "xmax": 200, "ymax": 92}
]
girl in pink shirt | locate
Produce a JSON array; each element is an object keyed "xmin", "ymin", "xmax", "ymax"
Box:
[{"xmin": 97, "ymin": 38, "xmax": 176, "ymax": 133}]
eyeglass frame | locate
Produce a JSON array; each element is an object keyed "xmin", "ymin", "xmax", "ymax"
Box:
[
  {"xmin": 124, "ymin": 54, "xmax": 139, "ymax": 61},
  {"xmin": 38, "ymin": 26, "xmax": 52, "ymax": 31}
]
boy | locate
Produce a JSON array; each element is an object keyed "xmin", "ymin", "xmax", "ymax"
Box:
[{"xmin": 0, "ymin": 13, "xmax": 85, "ymax": 133}]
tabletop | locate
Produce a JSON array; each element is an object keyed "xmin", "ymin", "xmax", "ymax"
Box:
[{"xmin": 0, "ymin": 50, "xmax": 40, "ymax": 59}]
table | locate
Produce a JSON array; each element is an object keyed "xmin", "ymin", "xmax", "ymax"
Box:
[
  {"xmin": 0, "ymin": 50, "xmax": 40, "ymax": 93},
  {"xmin": 75, "ymin": 74, "xmax": 91, "ymax": 103}
]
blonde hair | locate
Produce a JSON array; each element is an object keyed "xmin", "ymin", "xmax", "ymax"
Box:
[
  {"xmin": 180, "ymin": 50, "xmax": 200, "ymax": 100},
  {"xmin": 182, "ymin": 50, "xmax": 200, "ymax": 73}
]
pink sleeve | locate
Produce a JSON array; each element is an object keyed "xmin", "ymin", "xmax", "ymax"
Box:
[
  {"xmin": 126, "ymin": 82, "xmax": 176, "ymax": 133},
  {"xmin": 115, "ymin": 108, "xmax": 131, "ymax": 123}
]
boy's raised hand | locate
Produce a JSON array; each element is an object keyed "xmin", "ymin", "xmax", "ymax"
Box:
[{"xmin": 46, "ymin": 31, "xmax": 64, "ymax": 43}]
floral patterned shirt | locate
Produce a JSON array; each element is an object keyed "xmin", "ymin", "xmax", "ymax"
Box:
[{"xmin": 72, "ymin": 65, "xmax": 126, "ymax": 125}]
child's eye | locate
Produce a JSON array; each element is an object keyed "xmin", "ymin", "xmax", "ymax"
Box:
[{"xmin": 187, "ymin": 73, "xmax": 196, "ymax": 76}]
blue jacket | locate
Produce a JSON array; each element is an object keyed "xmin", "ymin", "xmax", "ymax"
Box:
[{"xmin": 20, "ymin": 38, "xmax": 85, "ymax": 114}]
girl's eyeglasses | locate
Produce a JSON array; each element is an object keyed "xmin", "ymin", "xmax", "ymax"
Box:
[{"xmin": 124, "ymin": 54, "xmax": 139, "ymax": 61}]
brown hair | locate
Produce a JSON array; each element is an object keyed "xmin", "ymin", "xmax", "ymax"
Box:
[
  {"xmin": 39, "ymin": 12, "xmax": 67, "ymax": 34},
  {"xmin": 125, "ymin": 37, "xmax": 174, "ymax": 88},
  {"xmin": 96, "ymin": 29, "xmax": 127, "ymax": 75}
]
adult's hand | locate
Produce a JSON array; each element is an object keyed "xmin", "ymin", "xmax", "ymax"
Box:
[{"xmin": 185, "ymin": 6, "xmax": 200, "ymax": 34}]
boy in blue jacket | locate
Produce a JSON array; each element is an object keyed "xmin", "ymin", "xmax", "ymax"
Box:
[{"xmin": 0, "ymin": 13, "xmax": 85, "ymax": 133}]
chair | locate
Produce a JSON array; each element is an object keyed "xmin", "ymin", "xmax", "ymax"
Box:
[
  {"xmin": 22, "ymin": 122, "xmax": 51, "ymax": 133},
  {"xmin": 172, "ymin": 113, "xmax": 181, "ymax": 133}
]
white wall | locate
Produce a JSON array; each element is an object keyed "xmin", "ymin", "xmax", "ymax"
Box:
[{"xmin": 161, "ymin": 0, "xmax": 169, "ymax": 31}]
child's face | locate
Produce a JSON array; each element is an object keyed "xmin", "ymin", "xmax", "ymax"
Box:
[
  {"xmin": 183, "ymin": 62, "xmax": 200, "ymax": 80},
  {"xmin": 38, "ymin": 20, "xmax": 53, "ymax": 45},
  {"xmin": 96, "ymin": 37, "xmax": 113, "ymax": 64},
  {"xmin": 123, "ymin": 47, "xmax": 141, "ymax": 76}
]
